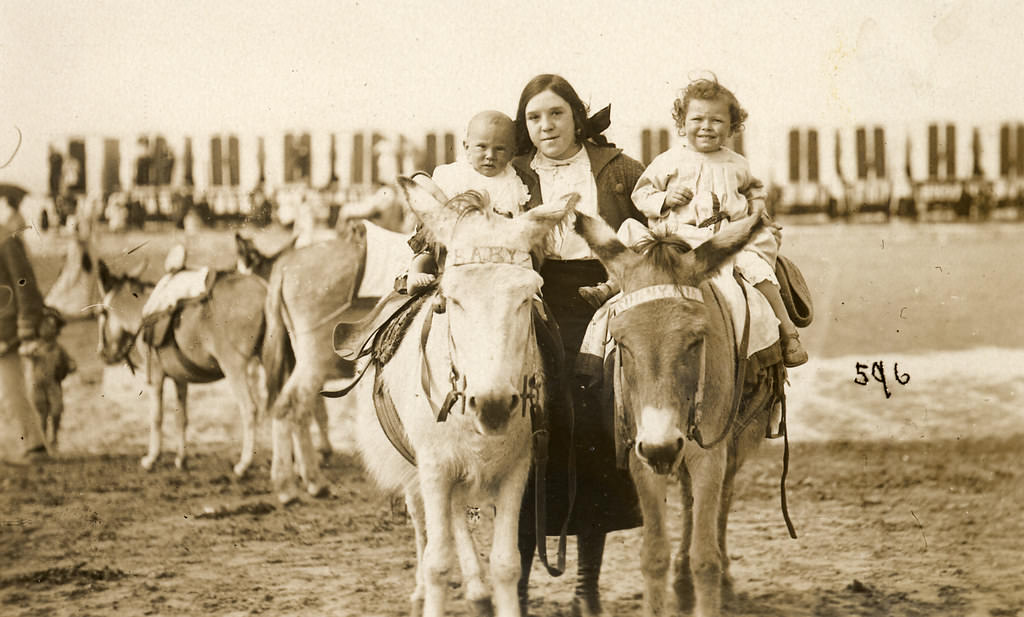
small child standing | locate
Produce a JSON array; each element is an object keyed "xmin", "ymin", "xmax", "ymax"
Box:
[
  {"xmin": 20, "ymin": 307, "xmax": 76, "ymax": 450},
  {"xmin": 405, "ymin": 110, "xmax": 534, "ymax": 293},
  {"xmin": 586, "ymin": 76, "xmax": 807, "ymax": 367}
]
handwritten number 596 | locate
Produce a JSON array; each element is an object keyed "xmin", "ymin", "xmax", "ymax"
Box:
[{"xmin": 855, "ymin": 361, "xmax": 910, "ymax": 399}]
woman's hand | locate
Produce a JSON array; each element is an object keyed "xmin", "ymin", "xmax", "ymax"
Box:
[{"xmin": 662, "ymin": 187, "xmax": 694, "ymax": 213}]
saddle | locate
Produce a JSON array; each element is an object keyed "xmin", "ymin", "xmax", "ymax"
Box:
[
  {"xmin": 141, "ymin": 268, "xmax": 218, "ymax": 348},
  {"xmin": 139, "ymin": 270, "xmax": 225, "ymax": 383},
  {"xmin": 776, "ymin": 255, "xmax": 813, "ymax": 328},
  {"xmin": 333, "ymin": 286, "xmax": 433, "ymax": 364}
]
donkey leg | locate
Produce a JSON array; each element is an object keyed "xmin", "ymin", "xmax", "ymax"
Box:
[
  {"xmin": 719, "ymin": 450, "xmax": 739, "ymax": 602},
  {"xmin": 419, "ymin": 468, "xmax": 456, "ymax": 617},
  {"xmin": 224, "ymin": 367, "xmax": 258, "ymax": 477},
  {"xmin": 141, "ymin": 377, "xmax": 165, "ymax": 471},
  {"xmin": 290, "ymin": 405, "xmax": 329, "ymax": 498},
  {"xmin": 270, "ymin": 417, "xmax": 300, "ymax": 505},
  {"xmin": 451, "ymin": 500, "xmax": 491, "ymax": 616},
  {"xmin": 632, "ymin": 463, "xmax": 671, "ymax": 617},
  {"xmin": 406, "ymin": 489, "xmax": 428, "ymax": 617},
  {"xmin": 688, "ymin": 451, "xmax": 727, "ymax": 617},
  {"xmin": 490, "ymin": 457, "xmax": 531, "ymax": 617},
  {"xmin": 673, "ymin": 465, "xmax": 695, "ymax": 613},
  {"xmin": 172, "ymin": 380, "xmax": 189, "ymax": 470},
  {"xmin": 312, "ymin": 395, "xmax": 333, "ymax": 461}
]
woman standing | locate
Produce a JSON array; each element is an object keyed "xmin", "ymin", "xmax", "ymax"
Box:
[
  {"xmin": 1, "ymin": 196, "xmax": 49, "ymax": 465},
  {"xmin": 512, "ymin": 74, "xmax": 643, "ymax": 616}
]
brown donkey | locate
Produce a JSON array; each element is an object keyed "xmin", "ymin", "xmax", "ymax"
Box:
[{"xmin": 574, "ymin": 212, "xmax": 780, "ymax": 617}]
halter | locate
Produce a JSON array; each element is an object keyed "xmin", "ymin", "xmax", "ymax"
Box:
[
  {"xmin": 610, "ymin": 282, "xmax": 748, "ymax": 451},
  {"xmin": 420, "ymin": 248, "xmax": 543, "ymax": 423},
  {"xmin": 97, "ymin": 305, "xmax": 141, "ymax": 375}
]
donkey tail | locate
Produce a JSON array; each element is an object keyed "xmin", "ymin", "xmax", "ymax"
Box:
[{"xmin": 262, "ymin": 266, "xmax": 295, "ymax": 410}]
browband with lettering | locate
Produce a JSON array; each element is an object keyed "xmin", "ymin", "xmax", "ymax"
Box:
[
  {"xmin": 610, "ymin": 284, "xmax": 702, "ymax": 318},
  {"xmin": 446, "ymin": 247, "xmax": 533, "ymax": 269}
]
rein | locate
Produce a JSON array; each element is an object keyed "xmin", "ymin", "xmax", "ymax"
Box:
[
  {"xmin": 687, "ymin": 278, "xmax": 750, "ymax": 450},
  {"xmin": 613, "ymin": 280, "xmax": 798, "ymax": 538}
]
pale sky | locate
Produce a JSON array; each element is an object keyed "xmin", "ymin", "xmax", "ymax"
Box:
[{"xmin": 3, "ymin": 0, "xmax": 1023, "ymax": 192}]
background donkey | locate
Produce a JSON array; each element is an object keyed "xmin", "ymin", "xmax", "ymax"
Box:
[{"xmin": 96, "ymin": 259, "xmax": 267, "ymax": 477}]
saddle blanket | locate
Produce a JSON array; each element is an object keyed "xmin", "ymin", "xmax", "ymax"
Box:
[
  {"xmin": 357, "ymin": 221, "xmax": 414, "ymax": 298},
  {"xmin": 577, "ymin": 262, "xmax": 778, "ymax": 382},
  {"xmin": 142, "ymin": 268, "xmax": 214, "ymax": 319}
]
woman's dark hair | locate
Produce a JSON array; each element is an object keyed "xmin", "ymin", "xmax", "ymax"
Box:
[
  {"xmin": 672, "ymin": 74, "xmax": 748, "ymax": 135},
  {"xmin": 514, "ymin": 74, "xmax": 612, "ymax": 155}
]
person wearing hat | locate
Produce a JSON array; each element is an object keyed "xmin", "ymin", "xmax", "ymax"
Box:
[{"xmin": 1, "ymin": 193, "xmax": 49, "ymax": 464}]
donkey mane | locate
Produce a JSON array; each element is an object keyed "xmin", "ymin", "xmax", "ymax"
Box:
[
  {"xmin": 449, "ymin": 190, "xmax": 491, "ymax": 223},
  {"xmin": 107, "ymin": 270, "xmax": 156, "ymax": 292},
  {"xmin": 630, "ymin": 229, "xmax": 697, "ymax": 290}
]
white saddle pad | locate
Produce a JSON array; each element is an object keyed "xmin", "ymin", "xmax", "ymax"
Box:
[
  {"xmin": 142, "ymin": 268, "xmax": 212, "ymax": 318},
  {"xmin": 356, "ymin": 221, "xmax": 413, "ymax": 298}
]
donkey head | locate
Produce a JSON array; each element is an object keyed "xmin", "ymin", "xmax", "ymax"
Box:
[
  {"xmin": 575, "ymin": 213, "xmax": 764, "ymax": 472},
  {"xmin": 96, "ymin": 260, "xmax": 149, "ymax": 365},
  {"xmin": 234, "ymin": 232, "xmax": 297, "ymax": 279},
  {"xmin": 399, "ymin": 173, "xmax": 577, "ymax": 435}
]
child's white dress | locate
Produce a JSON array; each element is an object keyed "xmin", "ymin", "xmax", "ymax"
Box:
[
  {"xmin": 627, "ymin": 144, "xmax": 778, "ymax": 287},
  {"xmin": 431, "ymin": 161, "xmax": 531, "ymax": 216}
]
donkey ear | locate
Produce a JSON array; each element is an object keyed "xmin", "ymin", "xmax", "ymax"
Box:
[
  {"xmin": 97, "ymin": 260, "xmax": 115, "ymax": 293},
  {"xmin": 690, "ymin": 213, "xmax": 765, "ymax": 280},
  {"xmin": 127, "ymin": 259, "xmax": 148, "ymax": 279},
  {"xmin": 520, "ymin": 192, "xmax": 579, "ymax": 247},
  {"xmin": 573, "ymin": 212, "xmax": 641, "ymax": 285},
  {"xmin": 283, "ymin": 233, "xmax": 299, "ymax": 251},
  {"xmin": 397, "ymin": 173, "xmax": 455, "ymax": 243}
]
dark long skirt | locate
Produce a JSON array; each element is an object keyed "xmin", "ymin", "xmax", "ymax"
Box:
[{"xmin": 519, "ymin": 259, "xmax": 641, "ymax": 538}]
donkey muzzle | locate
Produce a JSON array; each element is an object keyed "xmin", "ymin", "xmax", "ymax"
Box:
[
  {"xmin": 636, "ymin": 433, "xmax": 684, "ymax": 475},
  {"xmin": 468, "ymin": 388, "xmax": 521, "ymax": 434}
]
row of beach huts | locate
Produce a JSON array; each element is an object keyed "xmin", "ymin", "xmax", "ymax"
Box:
[{"xmin": 35, "ymin": 119, "xmax": 1024, "ymax": 229}]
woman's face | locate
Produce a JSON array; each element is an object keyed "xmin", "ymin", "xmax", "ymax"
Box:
[{"xmin": 524, "ymin": 89, "xmax": 581, "ymax": 160}]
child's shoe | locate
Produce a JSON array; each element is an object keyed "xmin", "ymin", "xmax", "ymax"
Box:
[
  {"xmin": 782, "ymin": 331, "xmax": 808, "ymax": 367},
  {"xmin": 578, "ymin": 281, "xmax": 615, "ymax": 309}
]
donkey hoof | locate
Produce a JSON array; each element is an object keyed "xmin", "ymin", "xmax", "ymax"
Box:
[
  {"xmin": 306, "ymin": 482, "xmax": 330, "ymax": 499},
  {"xmin": 140, "ymin": 455, "xmax": 157, "ymax": 471},
  {"xmin": 277, "ymin": 490, "xmax": 300, "ymax": 506},
  {"xmin": 174, "ymin": 456, "xmax": 188, "ymax": 471},
  {"xmin": 469, "ymin": 597, "xmax": 494, "ymax": 617},
  {"xmin": 318, "ymin": 447, "xmax": 333, "ymax": 463},
  {"xmin": 410, "ymin": 596, "xmax": 425, "ymax": 617},
  {"xmin": 233, "ymin": 462, "xmax": 249, "ymax": 478}
]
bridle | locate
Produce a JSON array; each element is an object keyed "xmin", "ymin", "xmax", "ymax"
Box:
[
  {"xmin": 419, "ymin": 249, "xmax": 544, "ymax": 424},
  {"xmin": 610, "ymin": 282, "xmax": 748, "ymax": 451},
  {"xmin": 97, "ymin": 304, "xmax": 141, "ymax": 374}
]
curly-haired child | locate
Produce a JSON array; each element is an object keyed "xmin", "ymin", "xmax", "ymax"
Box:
[{"xmin": 584, "ymin": 76, "xmax": 807, "ymax": 367}]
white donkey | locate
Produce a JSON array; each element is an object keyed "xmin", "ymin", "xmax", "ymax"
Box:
[{"xmin": 353, "ymin": 175, "xmax": 576, "ymax": 617}]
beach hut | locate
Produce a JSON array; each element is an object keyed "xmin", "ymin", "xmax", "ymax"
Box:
[
  {"xmin": 772, "ymin": 126, "xmax": 840, "ymax": 217},
  {"xmin": 835, "ymin": 124, "xmax": 895, "ymax": 219},
  {"xmin": 905, "ymin": 121, "xmax": 980, "ymax": 218}
]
